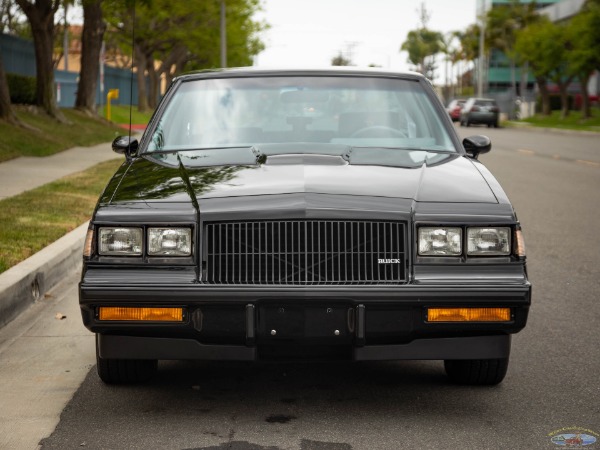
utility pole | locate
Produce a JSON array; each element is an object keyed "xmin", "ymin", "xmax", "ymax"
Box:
[
  {"xmin": 220, "ymin": 0, "xmax": 227, "ymax": 68},
  {"xmin": 477, "ymin": 4, "xmax": 485, "ymax": 97},
  {"xmin": 63, "ymin": 3, "xmax": 69, "ymax": 71}
]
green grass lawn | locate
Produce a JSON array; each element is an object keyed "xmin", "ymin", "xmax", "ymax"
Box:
[
  {"xmin": 100, "ymin": 104, "xmax": 154, "ymax": 125},
  {"xmin": 0, "ymin": 159, "xmax": 123, "ymax": 274},
  {"xmin": 0, "ymin": 107, "xmax": 124, "ymax": 162},
  {"xmin": 516, "ymin": 109, "xmax": 600, "ymax": 132}
]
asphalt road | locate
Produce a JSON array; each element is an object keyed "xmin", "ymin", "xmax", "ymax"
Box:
[{"xmin": 35, "ymin": 126, "xmax": 600, "ymax": 450}]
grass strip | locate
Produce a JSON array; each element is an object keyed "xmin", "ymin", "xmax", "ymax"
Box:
[
  {"xmin": 516, "ymin": 109, "xmax": 600, "ymax": 132},
  {"xmin": 100, "ymin": 104, "xmax": 154, "ymax": 125},
  {"xmin": 0, "ymin": 159, "xmax": 123, "ymax": 274},
  {"xmin": 0, "ymin": 107, "xmax": 125, "ymax": 162}
]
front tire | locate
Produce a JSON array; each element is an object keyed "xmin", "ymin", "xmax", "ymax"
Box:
[
  {"xmin": 96, "ymin": 335, "xmax": 157, "ymax": 384},
  {"xmin": 444, "ymin": 358, "xmax": 509, "ymax": 385}
]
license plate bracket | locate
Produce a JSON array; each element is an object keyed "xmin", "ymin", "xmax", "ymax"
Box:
[{"xmin": 258, "ymin": 305, "xmax": 351, "ymax": 341}]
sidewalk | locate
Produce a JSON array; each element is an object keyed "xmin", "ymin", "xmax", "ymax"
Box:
[
  {"xmin": 0, "ymin": 138, "xmax": 125, "ymax": 331},
  {"xmin": 0, "ymin": 268, "xmax": 94, "ymax": 449},
  {"xmin": 0, "ymin": 137, "xmax": 133, "ymax": 448},
  {"xmin": 0, "ymin": 140, "xmax": 119, "ymax": 200}
]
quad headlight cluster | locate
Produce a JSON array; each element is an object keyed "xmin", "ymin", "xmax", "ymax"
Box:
[
  {"xmin": 418, "ymin": 226, "xmax": 512, "ymax": 256},
  {"xmin": 97, "ymin": 227, "xmax": 192, "ymax": 256}
]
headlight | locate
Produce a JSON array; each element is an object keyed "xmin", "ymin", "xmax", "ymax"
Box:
[
  {"xmin": 99, "ymin": 227, "xmax": 143, "ymax": 256},
  {"xmin": 467, "ymin": 227, "xmax": 511, "ymax": 255},
  {"xmin": 418, "ymin": 227, "xmax": 462, "ymax": 256},
  {"xmin": 148, "ymin": 228, "xmax": 192, "ymax": 256}
]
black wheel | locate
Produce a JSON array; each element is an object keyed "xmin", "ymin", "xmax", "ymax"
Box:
[
  {"xmin": 96, "ymin": 335, "xmax": 157, "ymax": 384},
  {"xmin": 487, "ymin": 123, "xmax": 492, "ymax": 128},
  {"xmin": 444, "ymin": 358, "xmax": 509, "ymax": 385},
  {"xmin": 465, "ymin": 120, "xmax": 470, "ymax": 127}
]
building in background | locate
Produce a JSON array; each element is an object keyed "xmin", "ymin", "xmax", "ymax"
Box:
[
  {"xmin": 0, "ymin": 29, "xmax": 141, "ymax": 109},
  {"xmin": 476, "ymin": 0, "xmax": 596, "ymax": 118}
]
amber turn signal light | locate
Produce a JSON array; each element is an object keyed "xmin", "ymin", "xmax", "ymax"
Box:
[
  {"xmin": 98, "ymin": 307, "xmax": 183, "ymax": 322},
  {"xmin": 515, "ymin": 229, "xmax": 526, "ymax": 257},
  {"xmin": 427, "ymin": 307, "xmax": 511, "ymax": 322},
  {"xmin": 83, "ymin": 228, "xmax": 94, "ymax": 257}
]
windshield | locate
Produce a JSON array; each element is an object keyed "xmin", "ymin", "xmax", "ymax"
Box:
[{"xmin": 146, "ymin": 76, "xmax": 457, "ymax": 158}]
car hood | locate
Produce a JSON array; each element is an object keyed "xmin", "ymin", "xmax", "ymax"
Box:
[{"xmin": 104, "ymin": 153, "xmax": 498, "ymax": 204}]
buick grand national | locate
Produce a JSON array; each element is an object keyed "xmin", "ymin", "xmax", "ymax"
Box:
[{"xmin": 79, "ymin": 68, "xmax": 530, "ymax": 385}]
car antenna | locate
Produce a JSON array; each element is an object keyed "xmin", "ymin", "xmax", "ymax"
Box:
[{"xmin": 128, "ymin": 0, "xmax": 136, "ymax": 148}]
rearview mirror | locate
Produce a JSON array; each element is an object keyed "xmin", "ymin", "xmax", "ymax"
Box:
[
  {"xmin": 463, "ymin": 135, "xmax": 491, "ymax": 160},
  {"xmin": 112, "ymin": 136, "xmax": 139, "ymax": 159}
]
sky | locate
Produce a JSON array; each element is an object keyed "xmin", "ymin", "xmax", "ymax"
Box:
[{"xmin": 254, "ymin": 0, "xmax": 478, "ymax": 78}]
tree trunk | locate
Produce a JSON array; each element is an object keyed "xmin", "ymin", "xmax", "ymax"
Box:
[
  {"xmin": 15, "ymin": 0, "xmax": 68, "ymax": 123},
  {"xmin": 509, "ymin": 58, "xmax": 517, "ymax": 97},
  {"xmin": 135, "ymin": 46, "xmax": 148, "ymax": 113},
  {"xmin": 146, "ymin": 57, "xmax": 159, "ymax": 109},
  {"xmin": 579, "ymin": 72, "xmax": 591, "ymax": 119},
  {"xmin": 519, "ymin": 61, "xmax": 529, "ymax": 99},
  {"xmin": 1, "ymin": 52, "xmax": 39, "ymax": 131},
  {"xmin": 0, "ymin": 51, "xmax": 19, "ymax": 124},
  {"xmin": 158, "ymin": 45, "xmax": 188, "ymax": 92},
  {"xmin": 557, "ymin": 77, "xmax": 573, "ymax": 119},
  {"xmin": 538, "ymin": 79, "xmax": 551, "ymax": 116},
  {"xmin": 75, "ymin": 0, "xmax": 106, "ymax": 114},
  {"xmin": 559, "ymin": 84, "xmax": 569, "ymax": 119}
]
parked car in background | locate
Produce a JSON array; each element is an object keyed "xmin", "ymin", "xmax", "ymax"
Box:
[
  {"xmin": 446, "ymin": 99, "xmax": 466, "ymax": 122},
  {"xmin": 80, "ymin": 68, "xmax": 530, "ymax": 386},
  {"xmin": 460, "ymin": 98, "xmax": 500, "ymax": 128}
]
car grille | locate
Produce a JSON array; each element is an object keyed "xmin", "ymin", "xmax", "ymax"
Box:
[{"xmin": 204, "ymin": 220, "xmax": 407, "ymax": 285}]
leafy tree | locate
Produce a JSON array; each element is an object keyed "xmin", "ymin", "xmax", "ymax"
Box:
[
  {"xmin": 439, "ymin": 32, "xmax": 456, "ymax": 100},
  {"xmin": 400, "ymin": 3, "xmax": 443, "ymax": 80},
  {"xmin": 401, "ymin": 28, "xmax": 443, "ymax": 79},
  {"xmin": 452, "ymin": 24, "xmax": 479, "ymax": 92},
  {"xmin": 485, "ymin": 0, "xmax": 538, "ymax": 96},
  {"xmin": 331, "ymin": 51, "xmax": 352, "ymax": 66},
  {"xmin": 566, "ymin": 1, "xmax": 600, "ymax": 118},
  {"xmin": 105, "ymin": 0, "xmax": 266, "ymax": 112},
  {"xmin": 457, "ymin": 24, "xmax": 479, "ymax": 64},
  {"xmin": 15, "ymin": 0, "xmax": 67, "ymax": 122},
  {"xmin": 515, "ymin": 18, "xmax": 573, "ymax": 117}
]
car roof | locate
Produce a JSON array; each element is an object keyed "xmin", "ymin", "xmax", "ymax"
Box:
[{"xmin": 174, "ymin": 66, "xmax": 426, "ymax": 82}]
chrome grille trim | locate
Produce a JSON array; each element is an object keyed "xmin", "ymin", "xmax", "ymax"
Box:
[{"xmin": 204, "ymin": 220, "xmax": 407, "ymax": 285}]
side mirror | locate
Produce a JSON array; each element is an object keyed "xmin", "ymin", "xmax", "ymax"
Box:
[
  {"xmin": 112, "ymin": 136, "xmax": 139, "ymax": 159},
  {"xmin": 463, "ymin": 135, "xmax": 491, "ymax": 160}
]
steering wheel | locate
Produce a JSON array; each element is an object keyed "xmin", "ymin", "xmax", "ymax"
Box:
[{"xmin": 350, "ymin": 125, "xmax": 408, "ymax": 138}]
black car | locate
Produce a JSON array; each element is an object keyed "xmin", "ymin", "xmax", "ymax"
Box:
[
  {"xmin": 80, "ymin": 68, "xmax": 530, "ymax": 385},
  {"xmin": 460, "ymin": 97, "xmax": 500, "ymax": 128}
]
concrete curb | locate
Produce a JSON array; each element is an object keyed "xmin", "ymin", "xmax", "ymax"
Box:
[{"xmin": 0, "ymin": 222, "xmax": 88, "ymax": 329}]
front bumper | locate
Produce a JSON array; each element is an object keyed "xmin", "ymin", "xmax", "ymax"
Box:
[{"xmin": 80, "ymin": 282, "xmax": 530, "ymax": 361}]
